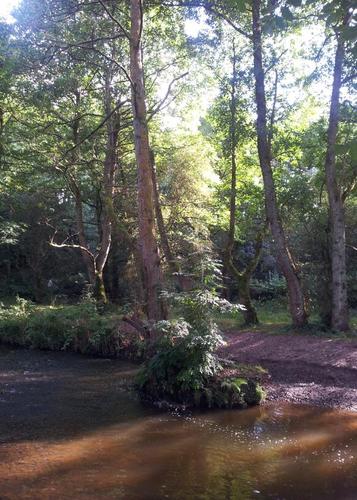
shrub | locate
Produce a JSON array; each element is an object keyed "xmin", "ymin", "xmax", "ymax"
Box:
[
  {"xmin": 137, "ymin": 291, "xmax": 264, "ymax": 408},
  {"xmin": 250, "ymin": 275, "xmax": 287, "ymax": 301},
  {"xmin": 0, "ymin": 298, "xmax": 144, "ymax": 359}
]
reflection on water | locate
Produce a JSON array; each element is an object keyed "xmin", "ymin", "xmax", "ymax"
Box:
[
  {"xmin": 0, "ymin": 348, "xmax": 356, "ymax": 500},
  {"xmin": 1, "ymin": 399, "xmax": 356, "ymax": 499}
]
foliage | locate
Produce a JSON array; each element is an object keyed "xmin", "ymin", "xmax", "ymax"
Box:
[
  {"xmin": 0, "ymin": 0, "xmax": 356, "ymax": 329},
  {"xmin": 137, "ymin": 290, "xmax": 263, "ymax": 408},
  {"xmin": 250, "ymin": 275, "xmax": 287, "ymax": 301},
  {"xmin": 0, "ymin": 298, "xmax": 145, "ymax": 358}
]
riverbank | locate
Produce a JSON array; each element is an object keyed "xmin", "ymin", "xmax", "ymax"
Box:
[{"xmin": 220, "ymin": 331, "xmax": 357, "ymax": 412}]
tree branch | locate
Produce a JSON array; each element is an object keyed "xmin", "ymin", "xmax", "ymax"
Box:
[
  {"xmin": 147, "ymin": 72, "xmax": 188, "ymax": 120},
  {"xmin": 98, "ymin": 0, "xmax": 131, "ymax": 41}
]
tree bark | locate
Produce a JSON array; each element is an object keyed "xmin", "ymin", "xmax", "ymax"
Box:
[
  {"xmin": 324, "ymin": 13, "xmax": 350, "ymax": 331},
  {"xmin": 251, "ymin": 0, "xmax": 308, "ymax": 328},
  {"xmin": 130, "ymin": 0, "xmax": 166, "ymax": 321},
  {"xmin": 150, "ymin": 149, "xmax": 186, "ymax": 291},
  {"xmin": 93, "ymin": 70, "xmax": 118, "ymax": 304},
  {"xmin": 225, "ymin": 231, "xmax": 265, "ymax": 326}
]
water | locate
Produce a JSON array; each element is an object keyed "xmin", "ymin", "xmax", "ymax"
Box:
[{"xmin": 0, "ymin": 348, "xmax": 356, "ymax": 499}]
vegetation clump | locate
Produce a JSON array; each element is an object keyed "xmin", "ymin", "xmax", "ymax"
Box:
[
  {"xmin": 137, "ymin": 291, "xmax": 265, "ymax": 409},
  {"xmin": 0, "ymin": 297, "xmax": 146, "ymax": 360}
]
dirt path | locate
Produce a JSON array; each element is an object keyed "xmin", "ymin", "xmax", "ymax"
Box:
[{"xmin": 220, "ymin": 331, "xmax": 357, "ymax": 411}]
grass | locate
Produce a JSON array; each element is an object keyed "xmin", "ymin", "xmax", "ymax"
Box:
[{"xmin": 215, "ymin": 299, "xmax": 357, "ymax": 340}]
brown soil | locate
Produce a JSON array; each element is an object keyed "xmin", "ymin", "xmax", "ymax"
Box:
[{"xmin": 220, "ymin": 331, "xmax": 357, "ymax": 411}]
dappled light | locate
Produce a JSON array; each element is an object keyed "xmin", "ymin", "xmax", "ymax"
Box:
[{"xmin": 0, "ymin": 0, "xmax": 356, "ymax": 497}]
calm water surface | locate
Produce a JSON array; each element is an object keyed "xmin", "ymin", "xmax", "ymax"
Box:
[{"xmin": 0, "ymin": 349, "xmax": 356, "ymax": 499}]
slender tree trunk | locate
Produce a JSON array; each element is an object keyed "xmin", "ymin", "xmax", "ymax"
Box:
[
  {"xmin": 130, "ymin": 0, "xmax": 166, "ymax": 321},
  {"xmin": 150, "ymin": 149, "xmax": 185, "ymax": 291},
  {"xmin": 324, "ymin": 14, "xmax": 350, "ymax": 331},
  {"xmin": 251, "ymin": 0, "xmax": 308, "ymax": 328},
  {"xmin": 72, "ymin": 186, "xmax": 95, "ymax": 283},
  {"xmin": 223, "ymin": 40, "xmax": 261, "ymax": 325},
  {"xmin": 93, "ymin": 71, "xmax": 118, "ymax": 304},
  {"xmin": 67, "ymin": 76, "xmax": 118, "ymax": 304},
  {"xmin": 70, "ymin": 101, "xmax": 96, "ymax": 285},
  {"xmin": 228, "ymin": 40, "xmax": 238, "ymax": 258}
]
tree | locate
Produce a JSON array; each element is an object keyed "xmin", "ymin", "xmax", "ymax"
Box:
[
  {"xmin": 324, "ymin": 2, "xmax": 353, "ymax": 331},
  {"xmin": 251, "ymin": 0, "xmax": 308, "ymax": 327},
  {"xmin": 130, "ymin": 0, "xmax": 167, "ymax": 321},
  {"xmin": 204, "ymin": 39, "xmax": 266, "ymax": 324}
]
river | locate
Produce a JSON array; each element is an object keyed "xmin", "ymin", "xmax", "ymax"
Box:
[{"xmin": 0, "ymin": 347, "xmax": 356, "ymax": 499}]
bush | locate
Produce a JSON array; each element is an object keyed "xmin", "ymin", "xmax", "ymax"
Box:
[
  {"xmin": 137, "ymin": 291, "xmax": 264, "ymax": 408},
  {"xmin": 0, "ymin": 297, "xmax": 145, "ymax": 359},
  {"xmin": 250, "ymin": 275, "xmax": 287, "ymax": 301}
]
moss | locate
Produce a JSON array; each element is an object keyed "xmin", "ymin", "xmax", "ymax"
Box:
[{"xmin": 139, "ymin": 373, "xmax": 265, "ymax": 410}]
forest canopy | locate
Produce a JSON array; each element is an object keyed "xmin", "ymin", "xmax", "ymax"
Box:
[{"xmin": 0, "ymin": 0, "xmax": 356, "ymax": 332}]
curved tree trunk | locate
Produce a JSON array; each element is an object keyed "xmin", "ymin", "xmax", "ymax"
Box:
[
  {"xmin": 225, "ymin": 229, "xmax": 265, "ymax": 326},
  {"xmin": 324, "ymin": 12, "xmax": 350, "ymax": 331},
  {"xmin": 251, "ymin": 0, "xmax": 308, "ymax": 328},
  {"xmin": 130, "ymin": 0, "xmax": 166, "ymax": 321}
]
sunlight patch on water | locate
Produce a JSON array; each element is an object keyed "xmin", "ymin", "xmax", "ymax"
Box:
[{"xmin": 1, "ymin": 404, "xmax": 357, "ymax": 499}]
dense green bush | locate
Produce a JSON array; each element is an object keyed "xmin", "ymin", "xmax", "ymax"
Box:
[
  {"xmin": 0, "ymin": 297, "xmax": 145, "ymax": 358},
  {"xmin": 250, "ymin": 275, "xmax": 287, "ymax": 301},
  {"xmin": 137, "ymin": 291, "xmax": 264, "ymax": 408}
]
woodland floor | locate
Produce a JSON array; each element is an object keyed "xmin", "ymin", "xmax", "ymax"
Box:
[{"xmin": 220, "ymin": 331, "xmax": 357, "ymax": 411}]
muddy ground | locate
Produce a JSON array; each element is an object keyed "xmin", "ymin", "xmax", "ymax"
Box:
[{"xmin": 220, "ymin": 331, "xmax": 357, "ymax": 411}]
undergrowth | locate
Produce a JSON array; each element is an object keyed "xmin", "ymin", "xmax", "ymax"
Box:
[
  {"xmin": 137, "ymin": 290, "xmax": 264, "ymax": 409},
  {"xmin": 0, "ymin": 297, "xmax": 145, "ymax": 358}
]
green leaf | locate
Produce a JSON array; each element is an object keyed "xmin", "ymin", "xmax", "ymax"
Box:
[
  {"xmin": 335, "ymin": 144, "xmax": 349, "ymax": 155},
  {"xmin": 341, "ymin": 26, "xmax": 357, "ymax": 42},
  {"xmin": 275, "ymin": 16, "xmax": 286, "ymax": 30},
  {"xmin": 288, "ymin": 0, "xmax": 302, "ymax": 6},
  {"xmin": 350, "ymin": 142, "xmax": 357, "ymax": 163}
]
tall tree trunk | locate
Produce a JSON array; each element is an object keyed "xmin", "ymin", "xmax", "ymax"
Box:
[
  {"xmin": 251, "ymin": 0, "xmax": 308, "ymax": 328},
  {"xmin": 227, "ymin": 40, "xmax": 238, "ymax": 259},
  {"xmin": 130, "ymin": 0, "xmax": 166, "ymax": 321},
  {"xmin": 223, "ymin": 40, "xmax": 262, "ymax": 326},
  {"xmin": 324, "ymin": 13, "xmax": 350, "ymax": 331},
  {"xmin": 93, "ymin": 71, "xmax": 118, "ymax": 304},
  {"xmin": 70, "ymin": 94, "xmax": 96, "ymax": 285},
  {"xmin": 66, "ymin": 77, "xmax": 118, "ymax": 304},
  {"xmin": 72, "ymin": 184, "xmax": 95, "ymax": 283}
]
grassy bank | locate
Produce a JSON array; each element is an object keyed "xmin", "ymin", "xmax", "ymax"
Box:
[
  {"xmin": 0, "ymin": 298, "xmax": 145, "ymax": 358},
  {"xmin": 216, "ymin": 300, "xmax": 357, "ymax": 339},
  {"xmin": 1, "ymin": 298, "xmax": 355, "ymax": 359}
]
